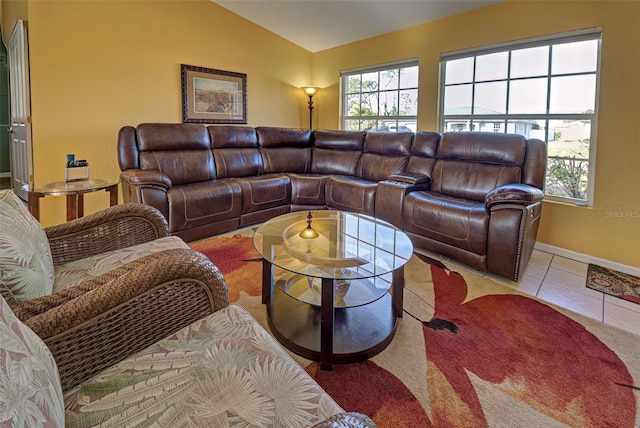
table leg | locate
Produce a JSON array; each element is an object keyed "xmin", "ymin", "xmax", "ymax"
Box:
[
  {"xmin": 320, "ymin": 277, "xmax": 335, "ymax": 370},
  {"xmin": 261, "ymin": 236, "xmax": 274, "ymax": 304},
  {"xmin": 66, "ymin": 194, "xmax": 78, "ymax": 221},
  {"xmin": 77, "ymin": 194, "xmax": 84, "ymax": 218},
  {"xmin": 392, "ymin": 266, "xmax": 405, "ymax": 318},
  {"xmin": 262, "ymin": 258, "xmax": 272, "ymax": 304},
  {"xmin": 28, "ymin": 193, "xmax": 42, "ymax": 221},
  {"xmin": 108, "ymin": 184, "xmax": 118, "ymax": 206}
]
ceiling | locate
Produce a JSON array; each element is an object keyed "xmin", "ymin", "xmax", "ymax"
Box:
[{"xmin": 212, "ymin": 0, "xmax": 504, "ymax": 53}]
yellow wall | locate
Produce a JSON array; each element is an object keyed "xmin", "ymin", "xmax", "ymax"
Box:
[
  {"xmin": 1, "ymin": 0, "xmax": 28, "ymax": 42},
  {"xmin": 313, "ymin": 1, "xmax": 640, "ymax": 268},
  {"xmin": 22, "ymin": 0, "xmax": 312, "ymax": 225},
  {"xmin": 10, "ymin": 0, "xmax": 640, "ymax": 268}
]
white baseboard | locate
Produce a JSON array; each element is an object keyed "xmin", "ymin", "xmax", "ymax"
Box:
[
  {"xmin": 0, "ymin": 172, "xmax": 10, "ymax": 178},
  {"xmin": 534, "ymin": 242, "xmax": 640, "ymax": 277}
]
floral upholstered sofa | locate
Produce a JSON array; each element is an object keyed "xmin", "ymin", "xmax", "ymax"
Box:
[{"xmin": 0, "ymin": 190, "xmax": 374, "ymax": 427}]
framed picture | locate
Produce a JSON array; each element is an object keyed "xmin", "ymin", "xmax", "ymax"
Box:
[{"xmin": 181, "ymin": 64, "xmax": 247, "ymax": 124}]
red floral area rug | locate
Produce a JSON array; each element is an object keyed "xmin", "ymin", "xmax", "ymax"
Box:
[
  {"xmin": 190, "ymin": 230, "xmax": 640, "ymax": 427},
  {"xmin": 586, "ymin": 263, "xmax": 640, "ymax": 305}
]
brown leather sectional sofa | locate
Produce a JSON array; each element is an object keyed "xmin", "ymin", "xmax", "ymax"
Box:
[{"xmin": 118, "ymin": 124, "xmax": 546, "ymax": 281}]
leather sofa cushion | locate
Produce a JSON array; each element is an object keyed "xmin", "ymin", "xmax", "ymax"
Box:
[
  {"xmin": 136, "ymin": 124, "xmax": 216, "ymax": 186},
  {"xmin": 137, "ymin": 123, "xmax": 211, "ymax": 151},
  {"xmin": 406, "ymin": 131, "xmax": 441, "ymax": 176},
  {"xmin": 166, "ymin": 180, "xmax": 241, "ymax": 232},
  {"xmin": 312, "ymin": 148, "xmax": 362, "ymax": 176},
  {"xmin": 438, "ymin": 132, "xmax": 526, "ymax": 165},
  {"xmin": 118, "ymin": 126, "xmax": 139, "ymax": 170},
  {"xmin": 325, "ymin": 176, "xmax": 377, "ymax": 216},
  {"xmin": 431, "ymin": 160, "xmax": 522, "ymax": 202},
  {"xmin": 432, "ymin": 127, "xmax": 525, "ymax": 202},
  {"xmin": 256, "ymin": 127, "xmax": 312, "ymax": 174},
  {"xmin": 140, "ymin": 149, "xmax": 216, "ymax": 186},
  {"xmin": 289, "ymin": 174, "xmax": 328, "ymax": 206},
  {"xmin": 364, "ymin": 132, "xmax": 412, "ymax": 156},
  {"xmin": 233, "ymin": 174, "xmax": 291, "ymax": 214},
  {"xmin": 256, "ymin": 127, "xmax": 311, "ymax": 148},
  {"xmin": 312, "ymin": 130, "xmax": 366, "ymax": 150},
  {"xmin": 208, "ymin": 125, "xmax": 258, "ymax": 148},
  {"xmin": 311, "ymin": 130, "xmax": 366, "ymax": 176},
  {"xmin": 208, "ymin": 126, "xmax": 263, "ymax": 178},
  {"xmin": 358, "ymin": 152, "xmax": 408, "ymax": 182},
  {"xmin": 357, "ymin": 132, "xmax": 411, "ymax": 182},
  {"xmin": 213, "ymin": 148, "xmax": 263, "ymax": 178},
  {"xmin": 412, "ymin": 132, "xmax": 441, "ymax": 158},
  {"xmin": 261, "ymin": 147, "xmax": 311, "ymax": 174},
  {"xmin": 403, "ymin": 191, "xmax": 488, "ymax": 255}
]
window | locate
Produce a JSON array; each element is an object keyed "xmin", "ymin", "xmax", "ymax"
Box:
[
  {"xmin": 341, "ymin": 59, "xmax": 419, "ymax": 132},
  {"xmin": 439, "ymin": 28, "xmax": 601, "ymax": 204}
]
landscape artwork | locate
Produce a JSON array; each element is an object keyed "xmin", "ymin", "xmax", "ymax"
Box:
[
  {"xmin": 181, "ymin": 64, "xmax": 247, "ymax": 124},
  {"xmin": 193, "ymin": 77, "xmax": 238, "ymax": 115}
]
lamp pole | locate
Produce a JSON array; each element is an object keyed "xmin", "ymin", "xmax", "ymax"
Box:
[
  {"xmin": 301, "ymin": 87, "xmax": 320, "ymax": 130},
  {"xmin": 307, "ymin": 94, "xmax": 315, "ymax": 130}
]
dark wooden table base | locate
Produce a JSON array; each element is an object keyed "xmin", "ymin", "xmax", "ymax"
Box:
[{"xmin": 266, "ymin": 280, "xmax": 400, "ymax": 369}]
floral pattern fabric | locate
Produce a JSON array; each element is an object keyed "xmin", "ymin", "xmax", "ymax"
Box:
[
  {"xmin": 0, "ymin": 296, "xmax": 65, "ymax": 427},
  {"xmin": 64, "ymin": 305, "xmax": 343, "ymax": 427},
  {"xmin": 53, "ymin": 236, "xmax": 188, "ymax": 292},
  {"xmin": 0, "ymin": 190, "xmax": 54, "ymax": 303}
]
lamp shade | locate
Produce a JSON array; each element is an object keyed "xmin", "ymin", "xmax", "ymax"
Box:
[{"xmin": 301, "ymin": 87, "xmax": 320, "ymax": 97}]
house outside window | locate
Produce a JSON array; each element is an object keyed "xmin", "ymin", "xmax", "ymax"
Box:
[
  {"xmin": 341, "ymin": 59, "xmax": 419, "ymax": 132},
  {"xmin": 439, "ymin": 28, "xmax": 602, "ymax": 204}
]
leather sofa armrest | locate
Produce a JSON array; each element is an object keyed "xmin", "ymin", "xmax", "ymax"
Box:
[
  {"xmin": 485, "ymin": 183, "xmax": 544, "ymax": 208},
  {"xmin": 120, "ymin": 169, "xmax": 172, "ymax": 190},
  {"xmin": 388, "ymin": 172, "xmax": 431, "ymax": 186}
]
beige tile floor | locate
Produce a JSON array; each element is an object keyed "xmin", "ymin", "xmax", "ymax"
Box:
[{"xmin": 424, "ymin": 248, "xmax": 640, "ymax": 338}]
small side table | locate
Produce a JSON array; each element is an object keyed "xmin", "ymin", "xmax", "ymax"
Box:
[{"xmin": 28, "ymin": 178, "xmax": 119, "ymax": 222}]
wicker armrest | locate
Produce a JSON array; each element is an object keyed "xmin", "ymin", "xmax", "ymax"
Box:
[
  {"xmin": 13, "ymin": 248, "xmax": 229, "ymax": 392},
  {"xmin": 45, "ymin": 203, "xmax": 169, "ymax": 266},
  {"xmin": 313, "ymin": 412, "xmax": 377, "ymax": 427}
]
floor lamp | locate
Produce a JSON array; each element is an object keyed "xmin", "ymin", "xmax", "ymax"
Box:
[{"xmin": 301, "ymin": 87, "xmax": 320, "ymax": 129}]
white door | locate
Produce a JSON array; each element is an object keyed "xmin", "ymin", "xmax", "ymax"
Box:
[{"xmin": 8, "ymin": 19, "xmax": 33, "ymax": 201}]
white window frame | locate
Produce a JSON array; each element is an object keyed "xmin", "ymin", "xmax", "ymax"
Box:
[
  {"xmin": 341, "ymin": 59, "xmax": 419, "ymax": 132},
  {"xmin": 438, "ymin": 28, "xmax": 602, "ymax": 206}
]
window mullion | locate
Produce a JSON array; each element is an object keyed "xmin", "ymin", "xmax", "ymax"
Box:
[{"xmin": 546, "ymin": 46, "xmax": 553, "ymax": 116}]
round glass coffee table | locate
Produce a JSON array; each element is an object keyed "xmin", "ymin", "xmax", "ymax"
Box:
[{"xmin": 253, "ymin": 210, "xmax": 413, "ymax": 369}]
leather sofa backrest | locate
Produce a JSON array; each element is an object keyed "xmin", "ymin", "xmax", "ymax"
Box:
[
  {"xmin": 135, "ymin": 123, "xmax": 216, "ymax": 185},
  {"xmin": 521, "ymin": 137, "xmax": 547, "ymax": 189},
  {"xmin": 432, "ymin": 132, "xmax": 527, "ymax": 201},
  {"xmin": 311, "ymin": 130, "xmax": 366, "ymax": 176},
  {"xmin": 118, "ymin": 126, "xmax": 139, "ymax": 171},
  {"xmin": 257, "ymin": 127, "xmax": 312, "ymax": 174},
  {"xmin": 406, "ymin": 131, "xmax": 441, "ymax": 176},
  {"xmin": 357, "ymin": 132, "xmax": 412, "ymax": 181},
  {"xmin": 208, "ymin": 126, "xmax": 263, "ymax": 178}
]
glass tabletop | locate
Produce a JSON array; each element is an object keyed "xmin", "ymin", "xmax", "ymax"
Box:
[
  {"xmin": 253, "ymin": 210, "xmax": 413, "ymax": 307},
  {"xmin": 254, "ymin": 210, "xmax": 413, "ymax": 279},
  {"xmin": 30, "ymin": 178, "xmax": 120, "ymax": 195}
]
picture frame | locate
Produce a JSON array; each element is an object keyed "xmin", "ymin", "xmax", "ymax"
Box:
[{"xmin": 181, "ymin": 64, "xmax": 247, "ymax": 124}]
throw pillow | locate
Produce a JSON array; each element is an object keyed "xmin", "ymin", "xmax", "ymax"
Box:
[
  {"xmin": 0, "ymin": 296, "xmax": 64, "ymax": 426},
  {"xmin": 0, "ymin": 190, "xmax": 54, "ymax": 302}
]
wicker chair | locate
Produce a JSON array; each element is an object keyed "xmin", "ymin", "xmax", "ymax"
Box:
[
  {"xmin": 5, "ymin": 202, "xmax": 229, "ymax": 392},
  {"xmin": 0, "ymin": 194, "xmax": 376, "ymax": 427}
]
